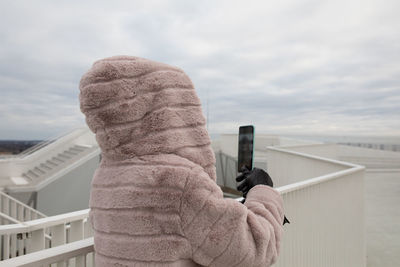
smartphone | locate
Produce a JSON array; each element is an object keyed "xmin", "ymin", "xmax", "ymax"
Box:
[{"xmin": 238, "ymin": 125, "xmax": 254, "ymax": 172}]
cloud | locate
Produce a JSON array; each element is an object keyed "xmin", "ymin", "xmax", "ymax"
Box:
[{"xmin": 0, "ymin": 0, "xmax": 399, "ymax": 140}]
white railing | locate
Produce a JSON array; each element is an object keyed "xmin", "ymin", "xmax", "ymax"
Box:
[
  {"xmin": 7, "ymin": 147, "xmax": 101, "ymax": 193},
  {"xmin": 0, "ymin": 127, "xmax": 84, "ymax": 161},
  {"xmin": 0, "ymin": 143, "xmax": 366, "ymax": 266},
  {"xmin": 266, "ymin": 147, "xmax": 365, "ymax": 267},
  {"xmin": 216, "ymin": 151, "xmax": 238, "ymax": 188},
  {"xmin": 274, "ymin": 169, "xmax": 365, "ymax": 266},
  {"xmin": 0, "ymin": 237, "xmax": 94, "ymax": 267},
  {"xmin": 0, "ymin": 165, "xmax": 365, "ymax": 267},
  {"xmin": 0, "ymin": 209, "xmax": 92, "ymax": 263},
  {"xmin": 266, "ymin": 147, "xmax": 354, "ymax": 187},
  {"xmin": 0, "ymin": 191, "xmax": 46, "ymax": 224},
  {"xmin": 16, "ymin": 127, "xmax": 83, "ymax": 158},
  {"xmin": 216, "ymin": 146, "xmax": 366, "ymax": 266},
  {"xmin": 0, "ymin": 127, "xmax": 97, "ymax": 179},
  {"xmin": 0, "ymin": 128, "xmax": 84, "ymax": 160}
]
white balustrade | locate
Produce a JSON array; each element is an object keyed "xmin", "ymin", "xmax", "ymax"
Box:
[
  {"xmin": 0, "ymin": 238, "xmax": 94, "ymax": 267},
  {"xmin": 266, "ymin": 147, "xmax": 356, "ymax": 187},
  {"xmin": 0, "ymin": 191, "xmax": 46, "ymax": 224},
  {"xmin": 0, "ymin": 140, "xmax": 367, "ymax": 266},
  {"xmin": 265, "ymin": 146, "xmax": 366, "ymax": 267},
  {"xmin": 0, "ymin": 127, "xmax": 97, "ymax": 179},
  {"xmin": 219, "ymin": 145, "xmax": 366, "ymax": 266},
  {"xmin": 273, "ymin": 168, "xmax": 365, "ymax": 267},
  {"xmin": 0, "ymin": 209, "xmax": 91, "ymax": 261}
]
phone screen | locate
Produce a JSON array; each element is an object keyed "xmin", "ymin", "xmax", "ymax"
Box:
[{"xmin": 238, "ymin": 125, "xmax": 254, "ymax": 172}]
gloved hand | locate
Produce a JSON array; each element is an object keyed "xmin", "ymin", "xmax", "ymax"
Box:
[
  {"xmin": 236, "ymin": 167, "xmax": 273, "ymax": 198},
  {"xmin": 236, "ymin": 166, "xmax": 290, "ymax": 225}
]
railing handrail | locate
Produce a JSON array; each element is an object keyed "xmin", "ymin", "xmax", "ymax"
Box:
[
  {"xmin": 0, "ymin": 147, "xmax": 363, "ymax": 231},
  {"xmin": 0, "ymin": 159, "xmax": 363, "ymax": 234},
  {"xmin": 266, "ymin": 146, "xmax": 363, "ymax": 168},
  {"xmin": 0, "ymin": 137, "xmax": 367, "ymax": 266},
  {"xmin": 5, "ymin": 147, "xmax": 101, "ymax": 193},
  {"xmin": 0, "ymin": 212, "xmax": 25, "ymax": 225},
  {"xmin": 276, "ymin": 164, "xmax": 364, "ymax": 194},
  {"xmin": 0, "ymin": 127, "xmax": 89, "ymax": 163},
  {"xmin": 0, "ymin": 191, "xmax": 47, "ymax": 218},
  {"xmin": 0, "ymin": 209, "xmax": 89, "ymax": 235},
  {"xmin": 16, "ymin": 140, "xmax": 54, "ymax": 157},
  {"xmin": 0, "ymin": 237, "xmax": 94, "ymax": 267},
  {"xmin": 17, "ymin": 126, "xmax": 83, "ymax": 158}
]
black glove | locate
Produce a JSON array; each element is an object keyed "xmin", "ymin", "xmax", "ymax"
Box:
[
  {"xmin": 236, "ymin": 167, "xmax": 273, "ymax": 198},
  {"xmin": 236, "ymin": 166, "xmax": 290, "ymax": 225}
]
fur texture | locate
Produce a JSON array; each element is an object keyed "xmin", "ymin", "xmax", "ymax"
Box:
[{"xmin": 79, "ymin": 56, "xmax": 284, "ymax": 267}]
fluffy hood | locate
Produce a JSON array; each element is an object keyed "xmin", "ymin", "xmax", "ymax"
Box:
[{"xmin": 79, "ymin": 56, "xmax": 216, "ymax": 181}]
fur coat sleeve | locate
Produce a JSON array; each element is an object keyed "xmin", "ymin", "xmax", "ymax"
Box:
[{"xmin": 181, "ymin": 166, "xmax": 284, "ymax": 267}]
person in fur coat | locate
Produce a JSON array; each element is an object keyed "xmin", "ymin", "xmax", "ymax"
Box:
[{"xmin": 79, "ymin": 55, "xmax": 285, "ymax": 267}]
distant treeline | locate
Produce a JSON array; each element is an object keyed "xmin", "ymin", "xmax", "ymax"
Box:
[{"xmin": 0, "ymin": 140, "xmax": 43, "ymax": 155}]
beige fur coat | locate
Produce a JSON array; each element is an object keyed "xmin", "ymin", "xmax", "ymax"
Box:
[{"xmin": 79, "ymin": 56, "xmax": 284, "ymax": 267}]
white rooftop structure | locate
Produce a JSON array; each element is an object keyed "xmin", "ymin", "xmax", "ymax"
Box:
[{"xmin": 0, "ymin": 127, "xmax": 399, "ymax": 266}]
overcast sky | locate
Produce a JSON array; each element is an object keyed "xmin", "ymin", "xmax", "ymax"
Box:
[{"xmin": 1, "ymin": 0, "xmax": 399, "ymax": 140}]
